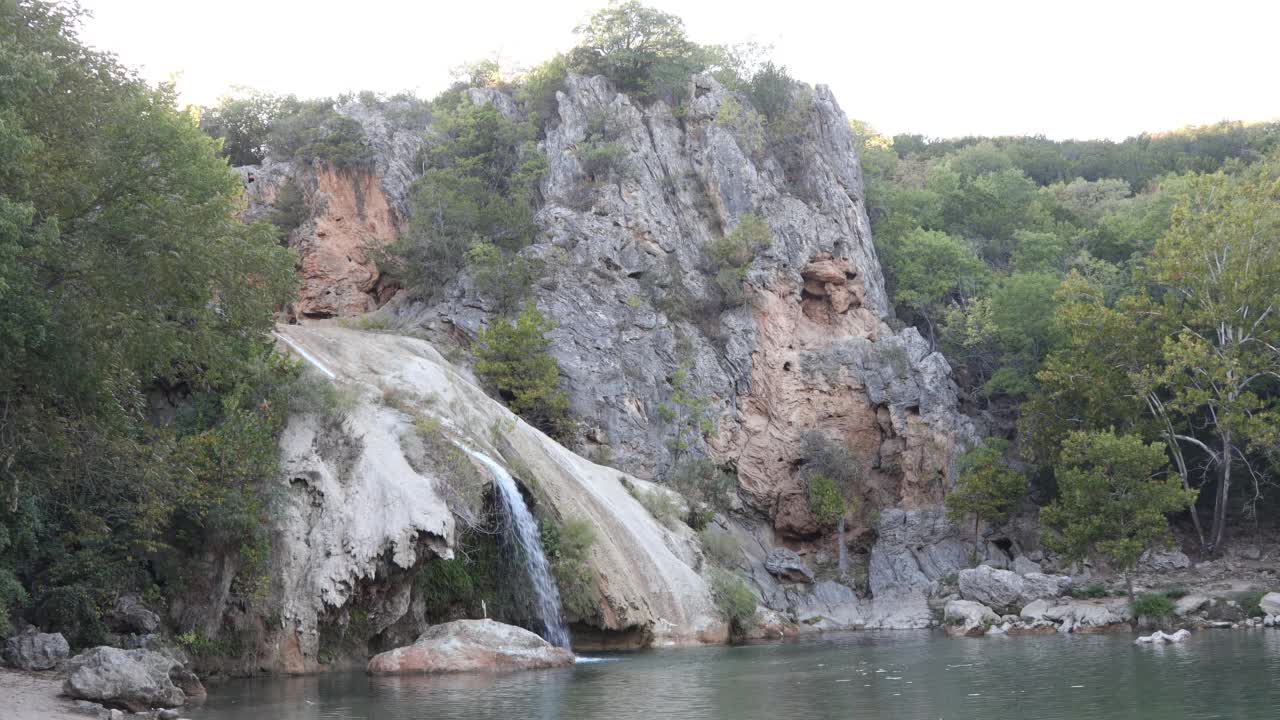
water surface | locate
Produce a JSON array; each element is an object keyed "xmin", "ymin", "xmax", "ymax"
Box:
[{"xmin": 193, "ymin": 630, "xmax": 1280, "ymax": 719}]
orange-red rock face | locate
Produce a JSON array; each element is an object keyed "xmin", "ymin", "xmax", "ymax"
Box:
[
  {"xmin": 712, "ymin": 254, "xmax": 956, "ymax": 538},
  {"xmin": 292, "ymin": 168, "xmax": 400, "ymax": 318}
]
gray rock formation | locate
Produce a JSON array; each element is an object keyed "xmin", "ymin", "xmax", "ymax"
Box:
[
  {"xmin": 1174, "ymin": 594, "xmax": 1210, "ymax": 617},
  {"xmin": 366, "ymin": 619, "xmax": 574, "ymax": 674},
  {"xmin": 958, "ymin": 565, "xmax": 1070, "ymax": 614},
  {"xmin": 944, "ymin": 599, "xmax": 1000, "ymax": 637},
  {"xmin": 1139, "ymin": 548, "xmax": 1191, "ymax": 571},
  {"xmin": 869, "ymin": 509, "xmax": 970, "ymax": 596},
  {"xmin": 110, "ymin": 595, "xmax": 160, "ymax": 635},
  {"xmin": 3, "ymin": 628, "xmax": 69, "ymax": 670},
  {"xmin": 764, "ymin": 548, "xmax": 815, "ymax": 584},
  {"xmin": 401, "ymin": 73, "xmax": 975, "ymax": 534},
  {"xmin": 272, "ymin": 361, "xmax": 454, "ymax": 671},
  {"xmin": 62, "ymin": 647, "xmax": 193, "ymax": 712}
]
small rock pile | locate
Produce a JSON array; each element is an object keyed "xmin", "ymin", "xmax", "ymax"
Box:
[{"xmin": 942, "ymin": 565, "xmax": 1131, "ymax": 637}]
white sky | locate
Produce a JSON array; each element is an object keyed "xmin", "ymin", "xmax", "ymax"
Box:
[{"xmin": 78, "ymin": 0, "xmax": 1280, "ymax": 140}]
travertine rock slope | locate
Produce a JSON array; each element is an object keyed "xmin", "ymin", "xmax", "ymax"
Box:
[{"xmin": 410, "ymin": 74, "xmax": 974, "ymax": 544}]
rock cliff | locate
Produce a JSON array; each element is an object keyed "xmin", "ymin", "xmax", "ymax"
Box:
[{"xmin": 242, "ymin": 72, "xmax": 981, "ymax": 643}]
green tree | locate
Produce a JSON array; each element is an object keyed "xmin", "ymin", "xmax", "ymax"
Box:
[
  {"xmin": 799, "ymin": 432, "xmax": 862, "ymax": 575},
  {"xmin": 1041, "ymin": 430, "xmax": 1196, "ymax": 600},
  {"xmin": 706, "ymin": 214, "xmax": 772, "ymax": 305},
  {"xmin": 569, "ymin": 1, "xmax": 703, "ymax": 102},
  {"xmin": 381, "ymin": 99, "xmax": 545, "ymax": 296},
  {"xmin": 199, "ymin": 90, "xmax": 288, "ymax": 166},
  {"xmin": 474, "ymin": 304, "xmax": 571, "ymax": 439},
  {"xmin": 0, "ymin": 1, "xmax": 296, "ymax": 639},
  {"xmin": 889, "ymin": 228, "xmax": 986, "ymax": 347},
  {"xmin": 1142, "ymin": 162, "xmax": 1280, "ymax": 552},
  {"xmin": 945, "ymin": 439, "xmax": 1026, "ymax": 556}
]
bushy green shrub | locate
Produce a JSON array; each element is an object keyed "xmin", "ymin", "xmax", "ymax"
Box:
[
  {"xmin": 668, "ymin": 458, "xmax": 736, "ymax": 529},
  {"xmin": 516, "ymin": 54, "xmax": 570, "ymax": 130},
  {"xmin": 1132, "ymin": 592, "xmax": 1175, "ymax": 618},
  {"xmin": 540, "ymin": 518, "xmax": 598, "ymax": 619},
  {"xmin": 269, "ymin": 177, "xmax": 308, "ymax": 236},
  {"xmin": 1070, "ymin": 583, "xmax": 1110, "ymax": 599},
  {"xmin": 709, "ymin": 569, "xmax": 757, "ymax": 634},
  {"xmin": 416, "ymin": 558, "xmax": 478, "ymax": 619},
  {"xmin": 699, "ymin": 529, "xmax": 740, "ymax": 567},
  {"xmin": 567, "ymin": 1, "xmax": 703, "ymax": 103},
  {"xmin": 474, "ymin": 304, "xmax": 572, "ymax": 440},
  {"xmin": 706, "ymin": 214, "xmax": 772, "ymax": 304},
  {"xmin": 381, "ymin": 99, "xmax": 545, "ymax": 297},
  {"xmin": 267, "ymin": 99, "xmax": 375, "ymax": 170},
  {"xmin": 807, "ymin": 474, "xmax": 845, "ymax": 527},
  {"xmin": 745, "ymin": 61, "xmax": 795, "ymax": 123},
  {"xmin": 199, "ymin": 90, "xmax": 289, "ymax": 166},
  {"xmin": 465, "ymin": 241, "xmax": 543, "ymax": 313},
  {"xmin": 1236, "ymin": 590, "xmax": 1267, "ymax": 617},
  {"xmin": 578, "ymin": 141, "xmax": 628, "ymax": 181},
  {"xmin": 634, "ymin": 487, "xmax": 683, "ymax": 529}
]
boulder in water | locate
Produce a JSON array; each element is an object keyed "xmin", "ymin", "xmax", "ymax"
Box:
[
  {"xmin": 959, "ymin": 565, "xmax": 1070, "ymax": 613},
  {"xmin": 1136, "ymin": 629, "xmax": 1190, "ymax": 644},
  {"xmin": 943, "ymin": 599, "xmax": 1000, "ymax": 637},
  {"xmin": 367, "ymin": 619, "xmax": 574, "ymax": 674},
  {"xmin": 1258, "ymin": 592, "xmax": 1280, "ymax": 617}
]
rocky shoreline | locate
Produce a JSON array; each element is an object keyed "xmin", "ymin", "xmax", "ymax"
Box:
[{"xmin": 933, "ymin": 564, "xmax": 1280, "ymax": 639}]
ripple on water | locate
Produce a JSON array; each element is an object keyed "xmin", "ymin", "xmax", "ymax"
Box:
[{"xmin": 192, "ymin": 630, "xmax": 1280, "ymax": 720}]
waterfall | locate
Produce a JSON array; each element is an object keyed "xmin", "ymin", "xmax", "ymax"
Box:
[{"xmin": 461, "ymin": 447, "xmax": 570, "ymax": 648}]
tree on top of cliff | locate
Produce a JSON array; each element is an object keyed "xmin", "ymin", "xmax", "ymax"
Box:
[{"xmin": 569, "ymin": 1, "xmax": 701, "ymax": 101}]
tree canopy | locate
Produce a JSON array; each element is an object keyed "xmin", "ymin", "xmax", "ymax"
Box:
[{"xmin": 0, "ymin": 0, "xmax": 297, "ymax": 640}]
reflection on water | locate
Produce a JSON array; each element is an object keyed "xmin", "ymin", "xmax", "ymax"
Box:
[{"xmin": 193, "ymin": 630, "xmax": 1280, "ymax": 720}]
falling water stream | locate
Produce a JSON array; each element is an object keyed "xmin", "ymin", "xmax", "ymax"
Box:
[{"xmin": 460, "ymin": 446, "xmax": 570, "ymax": 648}]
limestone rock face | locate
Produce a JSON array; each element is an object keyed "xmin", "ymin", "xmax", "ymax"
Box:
[
  {"xmin": 367, "ymin": 619, "xmax": 574, "ymax": 674},
  {"xmin": 261, "ymin": 72, "xmax": 977, "ymax": 632},
  {"xmin": 110, "ymin": 594, "xmax": 161, "ymax": 635},
  {"xmin": 764, "ymin": 548, "xmax": 815, "ymax": 584},
  {"xmin": 869, "ymin": 509, "xmax": 971, "ymax": 597},
  {"xmin": 1257, "ymin": 592, "xmax": 1280, "ymax": 617},
  {"xmin": 1174, "ymin": 594, "xmax": 1210, "ymax": 617},
  {"xmin": 958, "ymin": 565, "xmax": 1071, "ymax": 614},
  {"xmin": 290, "ymin": 167, "xmax": 401, "ymax": 318},
  {"xmin": 3, "ymin": 628, "xmax": 69, "ymax": 670},
  {"xmin": 1139, "ymin": 548, "xmax": 1191, "ymax": 571},
  {"xmin": 1042, "ymin": 599, "xmax": 1129, "ymax": 632},
  {"xmin": 62, "ymin": 647, "xmax": 191, "ymax": 712},
  {"xmin": 402, "ymin": 74, "xmax": 974, "ymax": 537}
]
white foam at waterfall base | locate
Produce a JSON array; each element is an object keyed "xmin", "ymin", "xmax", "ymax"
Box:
[{"xmin": 461, "ymin": 446, "xmax": 571, "ymax": 648}]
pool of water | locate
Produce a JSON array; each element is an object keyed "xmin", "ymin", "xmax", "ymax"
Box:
[{"xmin": 191, "ymin": 630, "xmax": 1280, "ymax": 719}]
